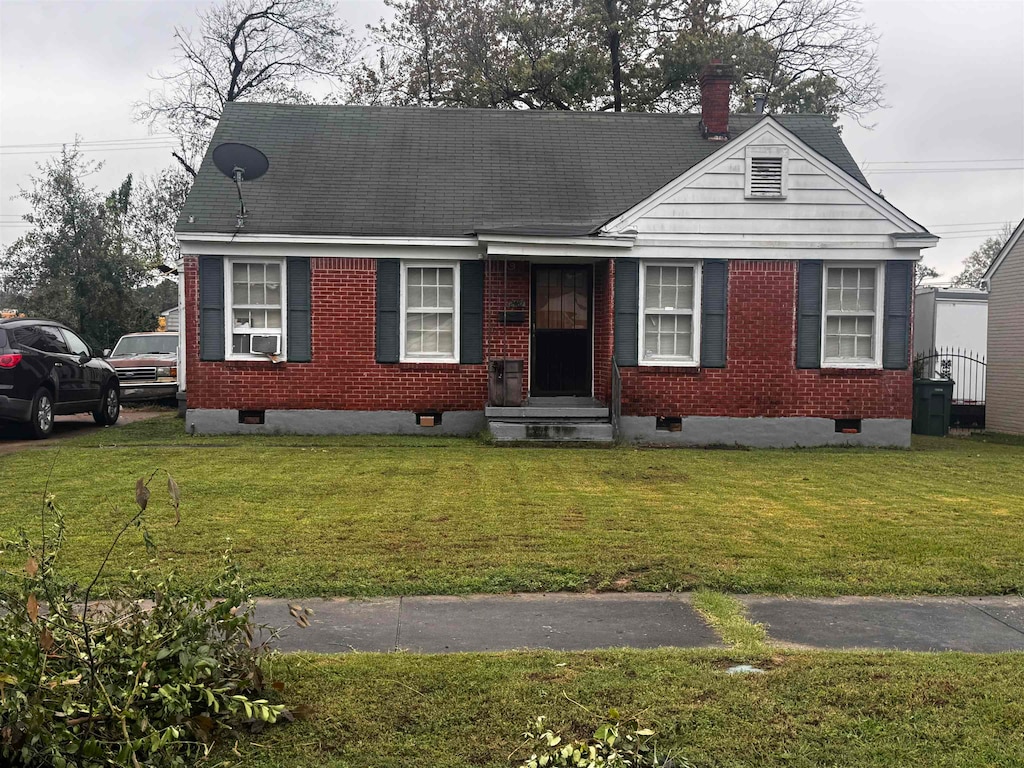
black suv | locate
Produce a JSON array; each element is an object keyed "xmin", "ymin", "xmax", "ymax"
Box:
[{"xmin": 0, "ymin": 318, "xmax": 121, "ymax": 439}]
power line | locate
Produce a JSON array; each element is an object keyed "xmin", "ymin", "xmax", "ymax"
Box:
[
  {"xmin": 864, "ymin": 158, "xmax": 1024, "ymax": 165},
  {"xmin": 1, "ymin": 144, "xmax": 178, "ymax": 157},
  {"xmin": 0, "ymin": 135, "xmax": 176, "ymax": 150}
]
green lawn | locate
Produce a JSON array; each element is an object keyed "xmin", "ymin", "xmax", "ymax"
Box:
[
  {"xmin": 225, "ymin": 649, "xmax": 1024, "ymax": 767},
  {"xmin": 2, "ymin": 416, "xmax": 1023, "ymax": 597}
]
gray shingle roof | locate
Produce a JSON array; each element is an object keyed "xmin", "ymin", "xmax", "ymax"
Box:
[{"xmin": 177, "ymin": 104, "xmax": 872, "ymax": 238}]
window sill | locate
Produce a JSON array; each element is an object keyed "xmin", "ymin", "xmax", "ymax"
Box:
[{"xmin": 639, "ymin": 359, "xmax": 700, "ymax": 368}]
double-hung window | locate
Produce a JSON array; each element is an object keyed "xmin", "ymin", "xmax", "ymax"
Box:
[
  {"xmin": 228, "ymin": 259, "xmax": 285, "ymax": 358},
  {"xmin": 401, "ymin": 263, "xmax": 459, "ymax": 362},
  {"xmin": 822, "ymin": 264, "xmax": 882, "ymax": 367},
  {"xmin": 640, "ymin": 262, "xmax": 701, "ymax": 366}
]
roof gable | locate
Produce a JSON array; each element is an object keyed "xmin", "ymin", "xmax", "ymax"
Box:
[
  {"xmin": 602, "ymin": 116, "xmax": 930, "ymax": 237},
  {"xmin": 982, "ymin": 217, "xmax": 1024, "ymax": 286},
  {"xmin": 177, "ymin": 104, "xmax": 873, "ymax": 239}
]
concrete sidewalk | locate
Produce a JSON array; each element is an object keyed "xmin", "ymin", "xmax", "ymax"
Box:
[{"xmin": 253, "ymin": 593, "xmax": 1024, "ymax": 654}]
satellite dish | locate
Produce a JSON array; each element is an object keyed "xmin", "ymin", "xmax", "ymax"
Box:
[
  {"xmin": 211, "ymin": 143, "xmax": 270, "ymax": 228},
  {"xmin": 213, "ymin": 143, "xmax": 269, "ymax": 181}
]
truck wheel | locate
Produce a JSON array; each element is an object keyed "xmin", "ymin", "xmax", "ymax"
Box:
[
  {"xmin": 93, "ymin": 384, "xmax": 121, "ymax": 426},
  {"xmin": 28, "ymin": 388, "xmax": 55, "ymax": 439}
]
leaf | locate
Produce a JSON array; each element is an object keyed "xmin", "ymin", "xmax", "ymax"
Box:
[
  {"xmin": 272, "ymin": 680, "xmax": 285, "ymax": 692},
  {"xmin": 168, "ymin": 474, "xmax": 181, "ymax": 525},
  {"xmin": 635, "ymin": 728, "xmax": 655, "ymax": 736},
  {"xmin": 0, "ymin": 673, "xmax": 17, "ymax": 685},
  {"xmin": 136, "ymin": 477, "xmax": 150, "ymax": 511},
  {"xmin": 27, "ymin": 593, "xmax": 39, "ymax": 623},
  {"xmin": 25, "ymin": 556, "xmax": 38, "ymax": 577},
  {"xmin": 40, "ymin": 628, "xmax": 54, "ymax": 651}
]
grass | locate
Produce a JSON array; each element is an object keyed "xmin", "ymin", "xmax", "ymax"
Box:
[
  {"xmin": 219, "ymin": 649, "xmax": 1024, "ymax": 767},
  {"xmin": 691, "ymin": 591, "xmax": 769, "ymax": 656},
  {"xmin": 3, "ymin": 415, "xmax": 1023, "ymax": 597}
]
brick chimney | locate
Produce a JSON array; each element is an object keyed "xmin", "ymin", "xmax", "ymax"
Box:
[{"xmin": 700, "ymin": 59, "xmax": 734, "ymax": 141}]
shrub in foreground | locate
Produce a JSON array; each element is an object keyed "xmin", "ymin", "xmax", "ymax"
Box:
[{"xmin": 0, "ymin": 472, "xmax": 291, "ymax": 767}]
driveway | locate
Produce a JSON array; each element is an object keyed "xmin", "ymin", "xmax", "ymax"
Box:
[{"xmin": 0, "ymin": 408, "xmax": 166, "ymax": 456}]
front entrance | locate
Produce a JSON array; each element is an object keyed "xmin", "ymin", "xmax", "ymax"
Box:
[{"xmin": 531, "ymin": 265, "xmax": 592, "ymax": 397}]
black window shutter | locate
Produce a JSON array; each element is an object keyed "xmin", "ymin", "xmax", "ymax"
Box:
[
  {"xmin": 700, "ymin": 260, "xmax": 728, "ymax": 367},
  {"xmin": 614, "ymin": 258, "xmax": 640, "ymax": 366},
  {"xmin": 376, "ymin": 259, "xmax": 401, "ymax": 363},
  {"xmin": 460, "ymin": 260, "xmax": 484, "ymax": 364},
  {"xmin": 199, "ymin": 256, "xmax": 225, "ymax": 362},
  {"xmin": 883, "ymin": 260, "xmax": 913, "ymax": 369},
  {"xmin": 286, "ymin": 258, "xmax": 312, "ymax": 362},
  {"xmin": 796, "ymin": 260, "xmax": 823, "ymax": 369}
]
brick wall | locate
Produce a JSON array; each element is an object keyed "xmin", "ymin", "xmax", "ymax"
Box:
[
  {"xmin": 184, "ymin": 256, "xmax": 534, "ymax": 411},
  {"xmin": 617, "ymin": 259, "xmax": 912, "ymax": 419},
  {"xmin": 185, "ymin": 256, "xmax": 911, "ymax": 419}
]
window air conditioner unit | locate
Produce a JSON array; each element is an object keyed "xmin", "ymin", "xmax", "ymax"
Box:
[{"xmin": 251, "ymin": 334, "xmax": 281, "ymax": 355}]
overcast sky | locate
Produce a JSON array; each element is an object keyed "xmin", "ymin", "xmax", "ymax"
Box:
[{"xmin": 2, "ymin": 0, "xmax": 1022, "ymax": 280}]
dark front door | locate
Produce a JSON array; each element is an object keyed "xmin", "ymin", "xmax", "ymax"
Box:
[{"xmin": 531, "ymin": 265, "xmax": 592, "ymax": 397}]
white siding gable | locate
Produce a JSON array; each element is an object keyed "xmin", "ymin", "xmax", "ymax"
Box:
[{"xmin": 603, "ymin": 118, "xmax": 931, "ymax": 262}]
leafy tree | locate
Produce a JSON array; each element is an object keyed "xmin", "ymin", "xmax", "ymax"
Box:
[
  {"xmin": 0, "ymin": 145, "xmax": 154, "ymax": 348},
  {"xmin": 136, "ymin": 0, "xmax": 358, "ymax": 176},
  {"xmin": 950, "ymin": 224, "xmax": 1013, "ymax": 289},
  {"xmin": 354, "ymin": 0, "xmax": 883, "ymax": 122},
  {"xmin": 129, "ymin": 165, "xmax": 192, "ymax": 271}
]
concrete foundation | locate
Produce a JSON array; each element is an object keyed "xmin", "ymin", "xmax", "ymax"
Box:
[
  {"xmin": 619, "ymin": 416, "xmax": 911, "ymax": 448},
  {"xmin": 186, "ymin": 408, "xmax": 486, "ymax": 436}
]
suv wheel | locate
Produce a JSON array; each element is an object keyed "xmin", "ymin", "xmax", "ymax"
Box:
[
  {"xmin": 28, "ymin": 388, "xmax": 55, "ymax": 440},
  {"xmin": 93, "ymin": 384, "xmax": 121, "ymax": 426}
]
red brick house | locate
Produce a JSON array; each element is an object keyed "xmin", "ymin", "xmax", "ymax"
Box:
[{"xmin": 176, "ymin": 65, "xmax": 937, "ymax": 446}]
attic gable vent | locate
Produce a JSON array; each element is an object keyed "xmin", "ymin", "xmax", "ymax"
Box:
[
  {"xmin": 745, "ymin": 147, "xmax": 789, "ymax": 199},
  {"xmin": 749, "ymin": 157, "xmax": 783, "ymax": 196}
]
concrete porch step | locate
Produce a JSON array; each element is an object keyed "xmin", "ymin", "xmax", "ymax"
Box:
[
  {"xmin": 489, "ymin": 421, "xmax": 614, "ymax": 443},
  {"xmin": 485, "ymin": 405, "xmax": 610, "ymax": 420},
  {"xmin": 485, "ymin": 396, "xmax": 609, "ymax": 421}
]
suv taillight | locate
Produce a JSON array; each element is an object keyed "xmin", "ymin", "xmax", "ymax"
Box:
[{"xmin": 0, "ymin": 353, "xmax": 22, "ymax": 368}]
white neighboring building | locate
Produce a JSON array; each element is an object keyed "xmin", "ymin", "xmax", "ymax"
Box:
[{"xmin": 914, "ymin": 286, "xmax": 988, "ymax": 404}]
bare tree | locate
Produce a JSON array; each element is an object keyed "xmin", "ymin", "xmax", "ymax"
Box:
[
  {"xmin": 726, "ymin": 0, "xmax": 885, "ymax": 123},
  {"xmin": 137, "ymin": 0, "xmax": 358, "ymax": 176}
]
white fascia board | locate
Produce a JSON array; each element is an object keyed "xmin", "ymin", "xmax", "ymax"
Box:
[
  {"xmin": 178, "ymin": 234, "xmax": 485, "ymax": 260},
  {"xmin": 484, "ymin": 241, "xmax": 635, "ymax": 258},
  {"xmin": 632, "ymin": 242, "xmax": 921, "ymax": 261},
  {"xmin": 602, "ymin": 116, "xmax": 934, "ymax": 239},
  {"xmin": 177, "ymin": 231, "xmax": 478, "ymax": 247},
  {"xmin": 890, "ymin": 234, "xmax": 939, "ymax": 249},
  {"xmin": 476, "ymin": 233, "xmax": 635, "ymax": 247},
  {"xmin": 981, "ymin": 217, "xmax": 1024, "ymax": 287}
]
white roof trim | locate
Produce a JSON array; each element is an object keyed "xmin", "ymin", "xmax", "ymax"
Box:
[
  {"xmin": 602, "ymin": 115, "xmax": 934, "ymax": 242},
  {"xmin": 981, "ymin": 217, "xmax": 1024, "ymax": 288},
  {"xmin": 176, "ymin": 232, "xmax": 478, "ymax": 247},
  {"xmin": 477, "ymin": 232, "xmax": 635, "ymax": 247}
]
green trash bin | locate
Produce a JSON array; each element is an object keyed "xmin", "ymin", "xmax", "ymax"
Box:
[{"xmin": 912, "ymin": 378, "xmax": 954, "ymax": 436}]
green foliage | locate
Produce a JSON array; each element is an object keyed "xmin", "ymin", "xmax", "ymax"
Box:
[
  {"xmin": 515, "ymin": 713, "xmax": 688, "ymax": 768},
  {"xmin": 0, "ymin": 144, "xmax": 155, "ymax": 347},
  {"xmin": 357, "ymin": 0, "xmax": 883, "ymax": 122},
  {"xmin": 0, "ymin": 471, "xmax": 288, "ymax": 767},
  {"xmin": 950, "ymin": 223, "xmax": 1013, "ymax": 288}
]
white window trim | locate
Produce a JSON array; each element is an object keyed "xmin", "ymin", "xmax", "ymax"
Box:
[
  {"xmin": 820, "ymin": 262, "xmax": 884, "ymax": 369},
  {"xmin": 744, "ymin": 145, "xmax": 790, "ymax": 199},
  {"xmin": 638, "ymin": 260, "xmax": 702, "ymax": 367},
  {"xmin": 399, "ymin": 260, "xmax": 460, "ymax": 364},
  {"xmin": 224, "ymin": 256, "xmax": 287, "ymax": 361}
]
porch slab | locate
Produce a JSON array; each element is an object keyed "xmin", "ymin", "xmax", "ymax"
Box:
[{"xmin": 489, "ymin": 421, "xmax": 614, "ymax": 442}]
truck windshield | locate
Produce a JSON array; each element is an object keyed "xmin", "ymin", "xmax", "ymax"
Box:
[{"xmin": 112, "ymin": 335, "xmax": 178, "ymax": 357}]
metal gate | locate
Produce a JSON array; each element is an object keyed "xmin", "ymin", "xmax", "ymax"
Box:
[{"xmin": 914, "ymin": 347, "xmax": 987, "ymax": 429}]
